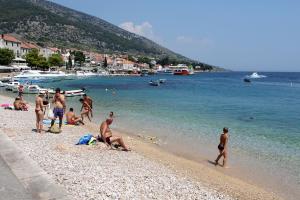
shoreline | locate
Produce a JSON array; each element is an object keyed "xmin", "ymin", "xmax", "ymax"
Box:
[{"xmin": 0, "ymin": 93, "xmax": 281, "ymax": 200}]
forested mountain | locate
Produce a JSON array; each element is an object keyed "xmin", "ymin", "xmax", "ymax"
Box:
[{"xmin": 0, "ymin": 0, "xmax": 218, "ymax": 68}]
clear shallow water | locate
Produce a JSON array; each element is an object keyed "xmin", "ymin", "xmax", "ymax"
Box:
[{"xmin": 2, "ymin": 72, "xmax": 300, "ymax": 199}]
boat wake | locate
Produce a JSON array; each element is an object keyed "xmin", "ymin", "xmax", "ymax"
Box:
[{"xmin": 247, "ymin": 72, "xmax": 267, "ymax": 79}]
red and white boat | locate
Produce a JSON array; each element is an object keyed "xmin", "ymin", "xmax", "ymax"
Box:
[{"xmin": 173, "ymin": 69, "xmax": 190, "ymax": 75}]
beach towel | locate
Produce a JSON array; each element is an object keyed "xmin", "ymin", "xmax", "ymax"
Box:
[
  {"xmin": 1, "ymin": 103, "xmax": 12, "ymax": 107},
  {"xmin": 76, "ymin": 134, "xmax": 93, "ymax": 145}
]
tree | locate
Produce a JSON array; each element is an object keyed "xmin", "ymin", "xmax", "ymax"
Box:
[
  {"xmin": 67, "ymin": 55, "xmax": 72, "ymax": 69},
  {"xmin": 48, "ymin": 53, "xmax": 63, "ymax": 67},
  {"xmin": 25, "ymin": 49, "xmax": 40, "ymax": 67},
  {"xmin": 73, "ymin": 51, "xmax": 85, "ymax": 66},
  {"xmin": 103, "ymin": 57, "xmax": 108, "ymax": 68},
  {"xmin": 25, "ymin": 49, "xmax": 49, "ymax": 70},
  {"xmin": 0, "ymin": 48, "xmax": 15, "ymax": 65}
]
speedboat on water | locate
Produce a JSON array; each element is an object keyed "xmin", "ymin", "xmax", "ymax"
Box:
[
  {"xmin": 5, "ymin": 81, "xmax": 20, "ymax": 91},
  {"xmin": 49, "ymin": 89, "xmax": 85, "ymax": 97},
  {"xmin": 159, "ymin": 79, "xmax": 166, "ymax": 83},
  {"xmin": 76, "ymin": 71, "xmax": 98, "ymax": 77},
  {"xmin": 149, "ymin": 80, "xmax": 160, "ymax": 86},
  {"xmin": 14, "ymin": 70, "xmax": 67, "ymax": 79},
  {"xmin": 248, "ymin": 72, "xmax": 267, "ymax": 79},
  {"xmin": 23, "ymin": 85, "xmax": 53, "ymax": 94},
  {"xmin": 243, "ymin": 78, "xmax": 251, "ymax": 83}
]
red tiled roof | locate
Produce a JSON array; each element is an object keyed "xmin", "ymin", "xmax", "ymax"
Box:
[
  {"xmin": 1, "ymin": 34, "xmax": 21, "ymax": 43},
  {"xmin": 21, "ymin": 42, "xmax": 38, "ymax": 49}
]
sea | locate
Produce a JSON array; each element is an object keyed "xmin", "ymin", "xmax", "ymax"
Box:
[{"xmin": 1, "ymin": 72, "xmax": 299, "ymax": 199}]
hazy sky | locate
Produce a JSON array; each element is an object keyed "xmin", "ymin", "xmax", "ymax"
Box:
[{"xmin": 51, "ymin": 0, "xmax": 300, "ymax": 71}]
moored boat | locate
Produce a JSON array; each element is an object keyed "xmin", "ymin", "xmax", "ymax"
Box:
[
  {"xmin": 14, "ymin": 70, "xmax": 67, "ymax": 79},
  {"xmin": 173, "ymin": 69, "xmax": 190, "ymax": 75}
]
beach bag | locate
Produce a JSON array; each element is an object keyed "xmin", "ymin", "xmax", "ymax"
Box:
[
  {"xmin": 76, "ymin": 134, "xmax": 93, "ymax": 145},
  {"xmin": 49, "ymin": 124, "xmax": 60, "ymax": 134},
  {"xmin": 47, "ymin": 106, "xmax": 54, "ymax": 119}
]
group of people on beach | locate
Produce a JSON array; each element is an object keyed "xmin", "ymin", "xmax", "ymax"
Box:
[
  {"xmin": 12, "ymin": 86, "xmax": 227, "ymax": 163},
  {"xmin": 33, "ymin": 88, "xmax": 130, "ymax": 151}
]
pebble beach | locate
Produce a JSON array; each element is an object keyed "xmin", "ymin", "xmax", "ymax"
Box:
[{"xmin": 0, "ymin": 94, "xmax": 281, "ymax": 200}]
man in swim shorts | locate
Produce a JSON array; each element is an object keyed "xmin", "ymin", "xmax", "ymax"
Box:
[
  {"xmin": 215, "ymin": 127, "xmax": 229, "ymax": 167},
  {"xmin": 66, "ymin": 108, "xmax": 84, "ymax": 125},
  {"xmin": 51, "ymin": 88, "xmax": 66, "ymax": 131},
  {"xmin": 99, "ymin": 118, "xmax": 130, "ymax": 151}
]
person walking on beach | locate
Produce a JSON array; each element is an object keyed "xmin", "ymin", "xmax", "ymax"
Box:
[
  {"xmin": 82, "ymin": 94, "xmax": 93, "ymax": 118},
  {"xmin": 51, "ymin": 88, "xmax": 66, "ymax": 131},
  {"xmin": 79, "ymin": 98, "xmax": 91, "ymax": 122},
  {"xmin": 99, "ymin": 118, "xmax": 130, "ymax": 151},
  {"xmin": 215, "ymin": 127, "xmax": 229, "ymax": 167},
  {"xmin": 66, "ymin": 108, "xmax": 84, "ymax": 125},
  {"xmin": 35, "ymin": 93, "xmax": 45, "ymax": 133}
]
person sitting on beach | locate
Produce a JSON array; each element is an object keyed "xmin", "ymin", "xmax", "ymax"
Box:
[
  {"xmin": 13, "ymin": 97, "xmax": 22, "ymax": 110},
  {"xmin": 13, "ymin": 96, "xmax": 28, "ymax": 111},
  {"xmin": 215, "ymin": 127, "xmax": 229, "ymax": 167},
  {"xmin": 79, "ymin": 98, "xmax": 91, "ymax": 122},
  {"xmin": 51, "ymin": 88, "xmax": 66, "ymax": 131},
  {"xmin": 82, "ymin": 94, "xmax": 93, "ymax": 118},
  {"xmin": 66, "ymin": 108, "xmax": 84, "ymax": 125},
  {"xmin": 35, "ymin": 93, "xmax": 47, "ymax": 133},
  {"xmin": 99, "ymin": 118, "xmax": 130, "ymax": 151}
]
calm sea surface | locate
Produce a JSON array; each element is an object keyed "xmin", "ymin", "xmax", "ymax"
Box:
[{"xmin": 1, "ymin": 72, "xmax": 300, "ymax": 199}]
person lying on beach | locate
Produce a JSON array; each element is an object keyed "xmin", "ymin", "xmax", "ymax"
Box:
[
  {"xmin": 79, "ymin": 98, "xmax": 91, "ymax": 122},
  {"xmin": 82, "ymin": 94, "xmax": 93, "ymax": 118},
  {"xmin": 51, "ymin": 88, "xmax": 66, "ymax": 131},
  {"xmin": 35, "ymin": 93, "xmax": 47, "ymax": 133},
  {"xmin": 66, "ymin": 108, "xmax": 84, "ymax": 125},
  {"xmin": 215, "ymin": 127, "xmax": 229, "ymax": 167},
  {"xmin": 99, "ymin": 118, "xmax": 130, "ymax": 151}
]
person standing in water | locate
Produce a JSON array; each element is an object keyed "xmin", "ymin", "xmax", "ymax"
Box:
[
  {"xmin": 215, "ymin": 127, "xmax": 229, "ymax": 167},
  {"xmin": 51, "ymin": 88, "xmax": 66, "ymax": 131},
  {"xmin": 82, "ymin": 94, "xmax": 93, "ymax": 118}
]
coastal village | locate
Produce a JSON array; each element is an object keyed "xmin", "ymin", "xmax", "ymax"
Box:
[{"xmin": 0, "ymin": 33, "xmax": 209, "ymax": 75}]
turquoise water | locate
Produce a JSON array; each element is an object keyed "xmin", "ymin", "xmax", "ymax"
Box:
[{"xmin": 1, "ymin": 72, "xmax": 300, "ymax": 199}]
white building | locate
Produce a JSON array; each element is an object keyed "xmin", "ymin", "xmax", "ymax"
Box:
[{"xmin": 0, "ymin": 34, "xmax": 22, "ymax": 58}]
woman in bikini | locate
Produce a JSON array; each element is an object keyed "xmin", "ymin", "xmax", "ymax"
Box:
[
  {"xmin": 80, "ymin": 98, "xmax": 91, "ymax": 122},
  {"xmin": 35, "ymin": 94, "xmax": 45, "ymax": 133}
]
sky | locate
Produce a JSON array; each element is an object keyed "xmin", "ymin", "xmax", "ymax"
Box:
[{"xmin": 51, "ymin": 0, "xmax": 300, "ymax": 71}]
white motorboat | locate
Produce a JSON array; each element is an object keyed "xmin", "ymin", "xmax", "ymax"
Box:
[
  {"xmin": 248, "ymin": 72, "xmax": 267, "ymax": 79},
  {"xmin": 64, "ymin": 89, "xmax": 85, "ymax": 97},
  {"xmin": 0, "ymin": 81, "xmax": 5, "ymax": 87},
  {"xmin": 14, "ymin": 70, "xmax": 67, "ymax": 79},
  {"xmin": 76, "ymin": 71, "xmax": 98, "ymax": 77},
  {"xmin": 49, "ymin": 89, "xmax": 85, "ymax": 97},
  {"xmin": 5, "ymin": 81, "xmax": 20, "ymax": 91},
  {"xmin": 23, "ymin": 85, "xmax": 53, "ymax": 94}
]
